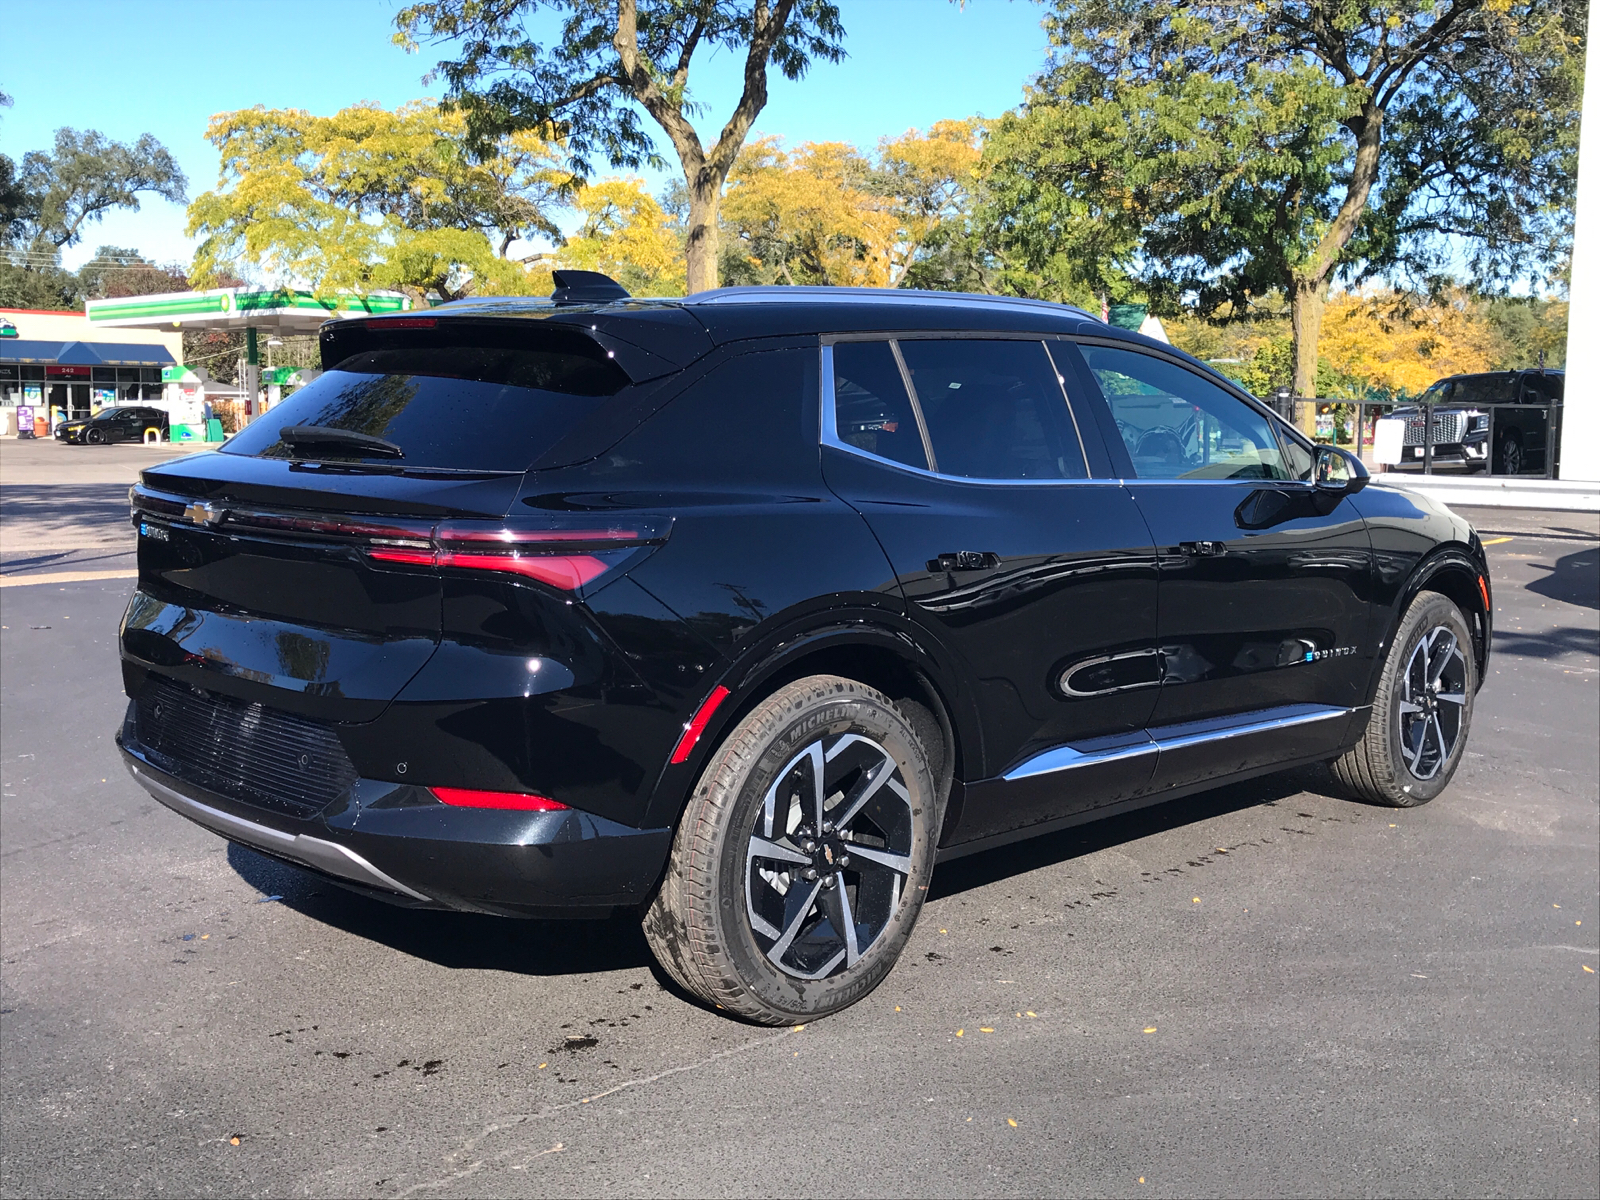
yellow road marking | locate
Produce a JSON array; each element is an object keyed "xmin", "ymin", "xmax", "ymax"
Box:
[
  {"xmin": 1480, "ymin": 536, "xmax": 1512, "ymax": 545},
  {"xmin": 0, "ymin": 569, "xmax": 137, "ymax": 588}
]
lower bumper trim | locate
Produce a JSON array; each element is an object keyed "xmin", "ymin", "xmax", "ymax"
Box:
[{"xmin": 126, "ymin": 758, "xmax": 432, "ymax": 902}]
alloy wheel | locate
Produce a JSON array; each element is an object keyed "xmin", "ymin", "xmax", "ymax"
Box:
[
  {"xmin": 1499, "ymin": 437, "xmax": 1523, "ymax": 476},
  {"xmin": 744, "ymin": 732, "xmax": 915, "ymax": 980},
  {"xmin": 1398, "ymin": 625, "xmax": 1468, "ymax": 781}
]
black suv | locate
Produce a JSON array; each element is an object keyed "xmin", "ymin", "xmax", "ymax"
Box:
[
  {"xmin": 119, "ymin": 275, "xmax": 1491, "ymax": 1023},
  {"xmin": 58, "ymin": 405, "xmax": 170, "ymax": 445},
  {"xmin": 1391, "ymin": 370, "xmax": 1564, "ymax": 475}
]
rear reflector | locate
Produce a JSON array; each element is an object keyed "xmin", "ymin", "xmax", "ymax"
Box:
[
  {"xmin": 430, "ymin": 786, "xmax": 568, "ymax": 811},
  {"xmin": 670, "ymin": 685, "xmax": 731, "ymax": 764},
  {"xmin": 1477, "ymin": 574, "xmax": 1491, "ymax": 614}
]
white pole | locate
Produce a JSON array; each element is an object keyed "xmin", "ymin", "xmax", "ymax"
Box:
[{"xmin": 1560, "ymin": 3, "xmax": 1600, "ymax": 481}]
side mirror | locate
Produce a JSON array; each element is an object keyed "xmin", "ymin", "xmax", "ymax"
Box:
[{"xmin": 1314, "ymin": 444, "xmax": 1368, "ymax": 496}]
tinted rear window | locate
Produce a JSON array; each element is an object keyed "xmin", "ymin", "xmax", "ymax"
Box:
[{"xmin": 221, "ymin": 324, "xmax": 631, "ymax": 471}]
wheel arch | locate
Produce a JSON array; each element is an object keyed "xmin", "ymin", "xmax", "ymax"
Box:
[
  {"xmin": 639, "ymin": 618, "xmax": 981, "ymax": 843},
  {"xmin": 1368, "ymin": 546, "xmax": 1491, "ymax": 705}
]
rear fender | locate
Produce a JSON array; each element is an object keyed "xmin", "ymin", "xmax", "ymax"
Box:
[{"xmin": 637, "ymin": 610, "xmax": 983, "ymax": 837}]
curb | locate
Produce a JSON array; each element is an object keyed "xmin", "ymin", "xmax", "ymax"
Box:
[{"xmin": 1372, "ymin": 475, "xmax": 1600, "ymax": 513}]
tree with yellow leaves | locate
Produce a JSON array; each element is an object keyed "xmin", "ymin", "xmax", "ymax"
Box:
[
  {"xmin": 721, "ymin": 137, "xmax": 896, "ymax": 288},
  {"xmin": 561, "ymin": 178, "xmax": 685, "ymax": 296},
  {"xmin": 878, "ymin": 119, "xmax": 984, "ymax": 290},
  {"xmin": 187, "ymin": 102, "xmax": 571, "ymax": 302},
  {"xmin": 720, "ymin": 123, "xmax": 984, "ymax": 290},
  {"xmin": 1318, "ymin": 289, "xmax": 1498, "ymax": 399}
]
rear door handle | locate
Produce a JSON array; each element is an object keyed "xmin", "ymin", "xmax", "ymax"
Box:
[
  {"xmin": 928, "ymin": 551, "xmax": 1000, "ymax": 572},
  {"xmin": 1178, "ymin": 541, "xmax": 1227, "ymax": 557}
]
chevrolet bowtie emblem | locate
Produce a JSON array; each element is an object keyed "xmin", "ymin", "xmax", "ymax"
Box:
[{"xmin": 183, "ymin": 502, "xmax": 225, "ymax": 526}]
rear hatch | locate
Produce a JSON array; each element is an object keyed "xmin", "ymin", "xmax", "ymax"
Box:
[{"xmin": 124, "ymin": 316, "xmax": 685, "ymax": 722}]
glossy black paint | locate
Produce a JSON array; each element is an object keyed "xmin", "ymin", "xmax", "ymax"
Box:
[{"xmin": 118, "ymin": 288, "xmax": 1490, "ymax": 915}]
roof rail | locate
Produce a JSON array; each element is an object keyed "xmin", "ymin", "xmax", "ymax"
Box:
[{"xmin": 684, "ymin": 285, "xmax": 1094, "ymax": 320}]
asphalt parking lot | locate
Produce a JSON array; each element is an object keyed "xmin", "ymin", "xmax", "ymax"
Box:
[{"xmin": 2, "ymin": 438, "xmax": 1596, "ymax": 1198}]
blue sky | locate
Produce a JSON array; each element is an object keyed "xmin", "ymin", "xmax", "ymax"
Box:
[{"xmin": 1, "ymin": 0, "xmax": 1052, "ymax": 273}]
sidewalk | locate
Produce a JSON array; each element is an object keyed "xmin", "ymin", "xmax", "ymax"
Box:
[{"xmin": 1371, "ymin": 471, "xmax": 1600, "ymax": 513}]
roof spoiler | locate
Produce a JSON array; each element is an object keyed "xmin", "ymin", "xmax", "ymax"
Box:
[{"xmin": 550, "ymin": 270, "xmax": 630, "ymax": 305}]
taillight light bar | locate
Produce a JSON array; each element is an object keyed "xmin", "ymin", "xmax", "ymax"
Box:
[
  {"xmin": 431, "ymin": 786, "xmax": 568, "ymax": 811},
  {"xmin": 366, "ymin": 517, "xmax": 671, "ymax": 592}
]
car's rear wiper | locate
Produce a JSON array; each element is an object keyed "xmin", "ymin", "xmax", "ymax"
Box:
[{"xmin": 278, "ymin": 424, "xmax": 404, "ymax": 459}]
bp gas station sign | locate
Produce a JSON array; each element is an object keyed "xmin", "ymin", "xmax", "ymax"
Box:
[{"xmin": 85, "ymin": 286, "xmax": 408, "ymax": 419}]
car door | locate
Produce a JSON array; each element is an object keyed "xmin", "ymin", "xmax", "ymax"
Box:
[
  {"xmin": 1060, "ymin": 339, "xmax": 1373, "ymax": 796},
  {"xmin": 819, "ymin": 335, "xmax": 1161, "ymax": 845}
]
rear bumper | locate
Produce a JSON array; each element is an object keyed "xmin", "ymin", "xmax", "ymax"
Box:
[{"xmin": 119, "ymin": 736, "xmax": 672, "ymax": 918}]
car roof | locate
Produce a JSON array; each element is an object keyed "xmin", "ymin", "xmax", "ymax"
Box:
[
  {"xmin": 359, "ymin": 286, "xmax": 1239, "ymax": 395},
  {"xmin": 421, "ymin": 286, "xmax": 1107, "ymax": 343}
]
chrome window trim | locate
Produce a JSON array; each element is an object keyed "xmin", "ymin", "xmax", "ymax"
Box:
[
  {"xmin": 1002, "ymin": 703, "xmax": 1357, "ymax": 783},
  {"xmin": 820, "ymin": 340, "xmax": 1104, "ymax": 485}
]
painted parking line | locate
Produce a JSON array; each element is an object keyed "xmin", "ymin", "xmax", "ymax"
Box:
[
  {"xmin": 1480, "ymin": 536, "xmax": 1513, "ymax": 545},
  {"xmin": 0, "ymin": 569, "xmax": 138, "ymax": 588}
]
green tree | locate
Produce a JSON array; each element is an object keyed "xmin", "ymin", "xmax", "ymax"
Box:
[
  {"xmin": 394, "ymin": 0, "xmax": 846, "ymax": 294},
  {"xmin": 76, "ymin": 246, "xmax": 190, "ymax": 300},
  {"xmin": 13, "ymin": 128, "xmax": 186, "ymax": 250},
  {"xmin": 1, "ymin": 122, "xmax": 188, "ymax": 311},
  {"xmin": 187, "ymin": 102, "xmax": 570, "ymax": 301},
  {"xmin": 984, "ymin": 0, "xmax": 1585, "ymax": 424}
]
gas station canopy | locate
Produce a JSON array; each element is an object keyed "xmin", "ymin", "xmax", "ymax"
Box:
[{"xmin": 85, "ymin": 286, "xmax": 411, "ymax": 335}]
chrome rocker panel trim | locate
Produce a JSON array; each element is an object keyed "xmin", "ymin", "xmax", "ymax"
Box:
[
  {"xmin": 1003, "ymin": 703, "xmax": 1358, "ymax": 783},
  {"xmin": 124, "ymin": 758, "xmax": 432, "ymax": 902}
]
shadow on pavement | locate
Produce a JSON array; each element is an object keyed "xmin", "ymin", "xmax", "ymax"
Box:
[
  {"xmin": 227, "ymin": 842, "xmax": 656, "ymax": 976},
  {"xmin": 1492, "ymin": 623, "xmax": 1600, "ymax": 660},
  {"xmin": 228, "ymin": 767, "xmax": 1355, "ymax": 977},
  {"xmin": 932, "ymin": 766, "xmax": 1337, "ymax": 901},
  {"xmin": 0, "ymin": 484, "xmax": 137, "ymax": 546},
  {"xmin": 1523, "ymin": 547, "xmax": 1599, "ymax": 611}
]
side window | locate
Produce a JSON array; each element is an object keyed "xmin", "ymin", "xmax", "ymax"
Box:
[
  {"xmin": 831, "ymin": 341, "xmax": 927, "ymax": 471},
  {"xmin": 1280, "ymin": 426, "xmax": 1315, "ymax": 481},
  {"xmin": 1079, "ymin": 344, "xmax": 1288, "ymax": 481},
  {"xmin": 897, "ymin": 339, "xmax": 1087, "ymax": 480}
]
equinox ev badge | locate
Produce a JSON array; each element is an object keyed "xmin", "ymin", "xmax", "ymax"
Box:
[{"xmin": 182, "ymin": 502, "xmax": 225, "ymax": 526}]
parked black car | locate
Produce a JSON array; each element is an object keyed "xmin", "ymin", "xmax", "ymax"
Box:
[
  {"xmin": 1391, "ymin": 369, "xmax": 1563, "ymax": 475},
  {"xmin": 57, "ymin": 405, "xmax": 170, "ymax": 445},
  {"xmin": 119, "ymin": 274, "xmax": 1492, "ymax": 1023}
]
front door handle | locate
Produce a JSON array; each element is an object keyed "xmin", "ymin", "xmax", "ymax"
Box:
[
  {"xmin": 928, "ymin": 551, "xmax": 1000, "ymax": 572},
  {"xmin": 1178, "ymin": 541, "xmax": 1227, "ymax": 557}
]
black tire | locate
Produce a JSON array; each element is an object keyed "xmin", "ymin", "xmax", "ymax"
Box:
[
  {"xmin": 643, "ymin": 675, "xmax": 941, "ymax": 1024},
  {"xmin": 1497, "ymin": 434, "xmax": 1523, "ymax": 476},
  {"xmin": 85, "ymin": 427, "xmax": 105, "ymax": 445},
  {"xmin": 1332, "ymin": 592, "xmax": 1476, "ymax": 807}
]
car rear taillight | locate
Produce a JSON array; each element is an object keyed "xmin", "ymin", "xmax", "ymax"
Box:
[
  {"xmin": 430, "ymin": 786, "xmax": 568, "ymax": 811},
  {"xmin": 366, "ymin": 517, "xmax": 671, "ymax": 592}
]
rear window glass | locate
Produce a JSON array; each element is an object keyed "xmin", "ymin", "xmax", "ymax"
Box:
[{"xmin": 221, "ymin": 327, "xmax": 631, "ymax": 471}]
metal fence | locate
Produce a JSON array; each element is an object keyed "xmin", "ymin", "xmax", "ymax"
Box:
[{"xmin": 1265, "ymin": 396, "xmax": 1563, "ymax": 479}]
